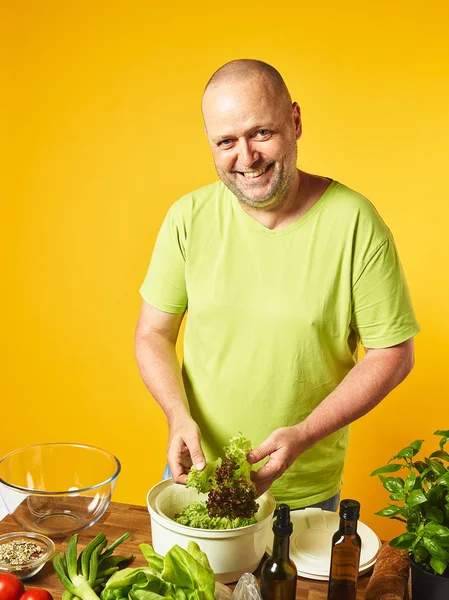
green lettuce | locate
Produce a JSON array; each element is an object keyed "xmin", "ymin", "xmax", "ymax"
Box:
[
  {"xmin": 101, "ymin": 542, "xmax": 215, "ymax": 600},
  {"xmin": 186, "ymin": 458, "xmax": 222, "ymax": 494},
  {"xmin": 175, "ymin": 433, "xmax": 258, "ymax": 529}
]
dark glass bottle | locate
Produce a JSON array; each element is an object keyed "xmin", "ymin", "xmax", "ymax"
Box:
[
  {"xmin": 260, "ymin": 504, "xmax": 297, "ymax": 600},
  {"xmin": 327, "ymin": 499, "xmax": 362, "ymax": 600}
]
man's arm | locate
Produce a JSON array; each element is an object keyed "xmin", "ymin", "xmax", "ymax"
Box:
[
  {"xmin": 134, "ymin": 300, "xmax": 205, "ymax": 482},
  {"xmin": 248, "ymin": 337, "xmax": 415, "ymax": 496}
]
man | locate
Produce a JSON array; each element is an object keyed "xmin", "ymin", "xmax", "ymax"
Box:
[{"xmin": 135, "ymin": 59, "xmax": 419, "ymax": 510}]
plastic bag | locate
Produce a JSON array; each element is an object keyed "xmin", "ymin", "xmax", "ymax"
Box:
[{"xmin": 231, "ymin": 573, "xmax": 262, "ymax": 600}]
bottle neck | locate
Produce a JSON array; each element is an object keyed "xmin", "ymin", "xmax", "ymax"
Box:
[
  {"xmin": 272, "ymin": 533, "xmax": 290, "ymax": 559},
  {"xmin": 339, "ymin": 517, "xmax": 358, "ymax": 535}
]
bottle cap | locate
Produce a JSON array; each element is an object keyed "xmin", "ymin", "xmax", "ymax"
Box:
[
  {"xmin": 273, "ymin": 503, "xmax": 293, "ymax": 536},
  {"xmin": 339, "ymin": 499, "xmax": 360, "ymax": 520}
]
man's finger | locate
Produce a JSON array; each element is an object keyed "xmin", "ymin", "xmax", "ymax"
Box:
[
  {"xmin": 252, "ymin": 475, "xmax": 275, "ymax": 497},
  {"xmin": 255, "ymin": 481, "xmax": 271, "ymax": 496},
  {"xmin": 186, "ymin": 440, "xmax": 206, "ymax": 471},
  {"xmin": 251, "ymin": 461, "xmax": 279, "ymax": 484},
  {"xmin": 170, "ymin": 461, "xmax": 186, "ymax": 483},
  {"xmin": 247, "ymin": 440, "xmax": 274, "ymax": 464}
]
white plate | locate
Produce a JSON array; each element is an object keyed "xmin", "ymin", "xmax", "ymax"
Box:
[
  {"xmin": 297, "ymin": 555, "xmax": 377, "ymax": 581},
  {"xmin": 266, "ymin": 508, "xmax": 380, "ymax": 580},
  {"xmin": 297, "ymin": 558, "xmax": 376, "ymax": 581}
]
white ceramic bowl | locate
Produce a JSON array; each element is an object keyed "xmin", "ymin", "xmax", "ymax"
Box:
[{"xmin": 147, "ymin": 479, "xmax": 276, "ymax": 584}]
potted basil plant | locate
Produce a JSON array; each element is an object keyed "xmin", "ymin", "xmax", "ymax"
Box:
[{"xmin": 371, "ymin": 429, "xmax": 449, "ymax": 599}]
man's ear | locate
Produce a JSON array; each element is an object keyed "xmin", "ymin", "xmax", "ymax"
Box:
[{"xmin": 292, "ymin": 102, "xmax": 302, "ymax": 140}]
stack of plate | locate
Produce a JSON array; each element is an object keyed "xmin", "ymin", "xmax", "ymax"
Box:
[{"xmin": 265, "ymin": 507, "xmax": 380, "ymax": 581}]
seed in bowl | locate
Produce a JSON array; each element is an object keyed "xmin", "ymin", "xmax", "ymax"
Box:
[{"xmin": 0, "ymin": 539, "xmax": 45, "ymax": 565}]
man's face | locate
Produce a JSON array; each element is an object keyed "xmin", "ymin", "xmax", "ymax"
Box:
[{"xmin": 202, "ymin": 76, "xmax": 301, "ymax": 209}]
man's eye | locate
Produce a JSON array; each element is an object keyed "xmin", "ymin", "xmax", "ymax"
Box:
[
  {"xmin": 219, "ymin": 139, "xmax": 233, "ymax": 147},
  {"xmin": 255, "ymin": 130, "xmax": 271, "ymax": 139}
]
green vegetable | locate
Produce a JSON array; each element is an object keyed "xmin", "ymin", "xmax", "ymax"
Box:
[
  {"xmin": 176, "ymin": 433, "xmax": 258, "ymax": 529},
  {"xmin": 186, "ymin": 458, "xmax": 222, "ymax": 493},
  {"xmin": 175, "ymin": 502, "xmax": 255, "ymax": 529},
  {"xmin": 225, "ymin": 434, "xmax": 252, "ymax": 481},
  {"xmin": 101, "ymin": 541, "xmax": 215, "ymax": 600},
  {"xmin": 53, "ymin": 532, "xmax": 133, "ymax": 600}
]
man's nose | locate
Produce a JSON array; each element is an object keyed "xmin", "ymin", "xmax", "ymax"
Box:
[{"xmin": 237, "ymin": 140, "xmax": 260, "ymax": 167}]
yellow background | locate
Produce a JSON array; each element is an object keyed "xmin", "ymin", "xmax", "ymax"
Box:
[{"xmin": 2, "ymin": 1, "xmax": 449, "ymax": 542}]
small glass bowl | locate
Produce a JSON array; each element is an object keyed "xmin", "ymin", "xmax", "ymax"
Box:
[{"xmin": 0, "ymin": 532, "xmax": 55, "ymax": 580}]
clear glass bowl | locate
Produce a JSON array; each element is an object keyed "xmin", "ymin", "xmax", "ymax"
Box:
[
  {"xmin": 0, "ymin": 531, "xmax": 55, "ymax": 580},
  {"xmin": 0, "ymin": 443, "xmax": 121, "ymax": 538}
]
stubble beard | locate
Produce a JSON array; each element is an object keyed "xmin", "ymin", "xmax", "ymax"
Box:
[{"xmin": 215, "ymin": 140, "xmax": 298, "ymax": 210}]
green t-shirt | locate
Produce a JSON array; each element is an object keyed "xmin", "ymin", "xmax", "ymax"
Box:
[{"xmin": 140, "ymin": 179, "xmax": 420, "ymax": 508}]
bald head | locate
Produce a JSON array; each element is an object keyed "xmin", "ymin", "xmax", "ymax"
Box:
[
  {"xmin": 202, "ymin": 59, "xmax": 292, "ymax": 111},
  {"xmin": 205, "ymin": 59, "xmax": 289, "ymax": 93}
]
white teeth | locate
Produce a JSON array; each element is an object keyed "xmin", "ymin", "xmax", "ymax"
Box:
[{"xmin": 242, "ymin": 166, "xmax": 269, "ymax": 178}]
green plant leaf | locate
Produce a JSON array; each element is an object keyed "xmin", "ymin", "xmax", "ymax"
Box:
[
  {"xmin": 425, "ymin": 458, "xmax": 447, "ymax": 477},
  {"xmin": 390, "ymin": 447, "xmax": 414, "ymax": 461},
  {"xmin": 162, "ymin": 545, "xmax": 215, "ymax": 600},
  {"xmin": 390, "ymin": 532, "xmax": 417, "ymax": 550},
  {"xmin": 390, "ymin": 491, "xmax": 406, "ymax": 501},
  {"xmin": 422, "ymin": 537, "xmax": 449, "ymax": 560},
  {"xmin": 408, "ymin": 489, "xmax": 427, "ymax": 507},
  {"xmin": 434, "ymin": 432, "xmax": 449, "ymax": 451},
  {"xmin": 375, "ymin": 505, "xmax": 402, "ymax": 517},
  {"xmin": 139, "ymin": 545, "xmax": 163, "ymax": 574},
  {"xmin": 426, "ymin": 485, "xmax": 446, "ymax": 505},
  {"xmin": 186, "ymin": 542, "xmax": 213, "ymax": 575},
  {"xmin": 425, "ymin": 506, "xmax": 444, "ymax": 523},
  {"xmin": 412, "ymin": 545, "xmax": 429, "ymax": 561},
  {"xmin": 444, "ymin": 503, "xmax": 449, "ymax": 520},
  {"xmin": 430, "ymin": 451, "xmax": 449, "ymax": 462},
  {"xmin": 405, "ymin": 509, "xmax": 421, "ymax": 532},
  {"xmin": 390, "ymin": 516, "xmax": 408, "ymax": 523},
  {"xmin": 370, "ymin": 464, "xmax": 404, "ymax": 476},
  {"xmin": 379, "ymin": 475, "xmax": 405, "ymax": 492},
  {"xmin": 424, "ymin": 523, "xmax": 449, "ymax": 539},
  {"xmin": 430, "ymin": 557, "xmax": 447, "ymax": 575},
  {"xmin": 413, "ymin": 475, "xmax": 423, "ymax": 491},
  {"xmin": 404, "ymin": 472, "xmax": 417, "ymax": 492},
  {"xmin": 104, "ymin": 567, "xmax": 162, "ymax": 591},
  {"xmin": 409, "ymin": 440, "xmax": 425, "ymax": 455},
  {"xmin": 414, "ymin": 461, "xmax": 428, "ymax": 473},
  {"xmin": 435, "ymin": 472, "xmax": 449, "ymax": 488}
]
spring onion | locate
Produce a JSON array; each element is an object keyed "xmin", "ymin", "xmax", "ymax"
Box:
[{"xmin": 53, "ymin": 532, "xmax": 133, "ymax": 600}]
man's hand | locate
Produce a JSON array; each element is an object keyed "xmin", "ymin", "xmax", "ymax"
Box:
[
  {"xmin": 168, "ymin": 417, "xmax": 206, "ymax": 484},
  {"xmin": 247, "ymin": 425, "xmax": 309, "ymax": 496}
]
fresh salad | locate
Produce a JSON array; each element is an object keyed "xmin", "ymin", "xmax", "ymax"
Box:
[
  {"xmin": 175, "ymin": 433, "xmax": 259, "ymax": 529},
  {"xmin": 53, "ymin": 532, "xmax": 215, "ymax": 600}
]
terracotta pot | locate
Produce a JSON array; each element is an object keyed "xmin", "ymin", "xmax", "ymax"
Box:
[{"xmin": 410, "ymin": 556, "xmax": 449, "ymax": 600}]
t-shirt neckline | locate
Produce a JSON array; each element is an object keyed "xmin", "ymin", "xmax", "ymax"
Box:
[{"xmin": 227, "ymin": 179, "xmax": 338, "ymax": 236}]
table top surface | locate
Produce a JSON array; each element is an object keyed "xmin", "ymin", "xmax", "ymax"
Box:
[{"xmin": 0, "ymin": 501, "xmax": 374, "ymax": 599}]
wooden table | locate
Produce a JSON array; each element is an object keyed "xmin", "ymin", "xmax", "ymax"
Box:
[{"xmin": 0, "ymin": 501, "xmax": 373, "ymax": 599}]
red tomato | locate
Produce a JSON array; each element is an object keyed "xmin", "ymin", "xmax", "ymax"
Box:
[
  {"xmin": 19, "ymin": 591, "xmax": 53, "ymax": 600},
  {"xmin": 0, "ymin": 573, "xmax": 25, "ymax": 600}
]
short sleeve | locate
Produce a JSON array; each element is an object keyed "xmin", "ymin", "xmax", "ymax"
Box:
[
  {"xmin": 139, "ymin": 204, "xmax": 188, "ymax": 314},
  {"xmin": 351, "ymin": 233, "xmax": 420, "ymax": 348}
]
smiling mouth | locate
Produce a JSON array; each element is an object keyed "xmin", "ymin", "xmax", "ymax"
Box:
[{"xmin": 238, "ymin": 164, "xmax": 272, "ymax": 179}]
